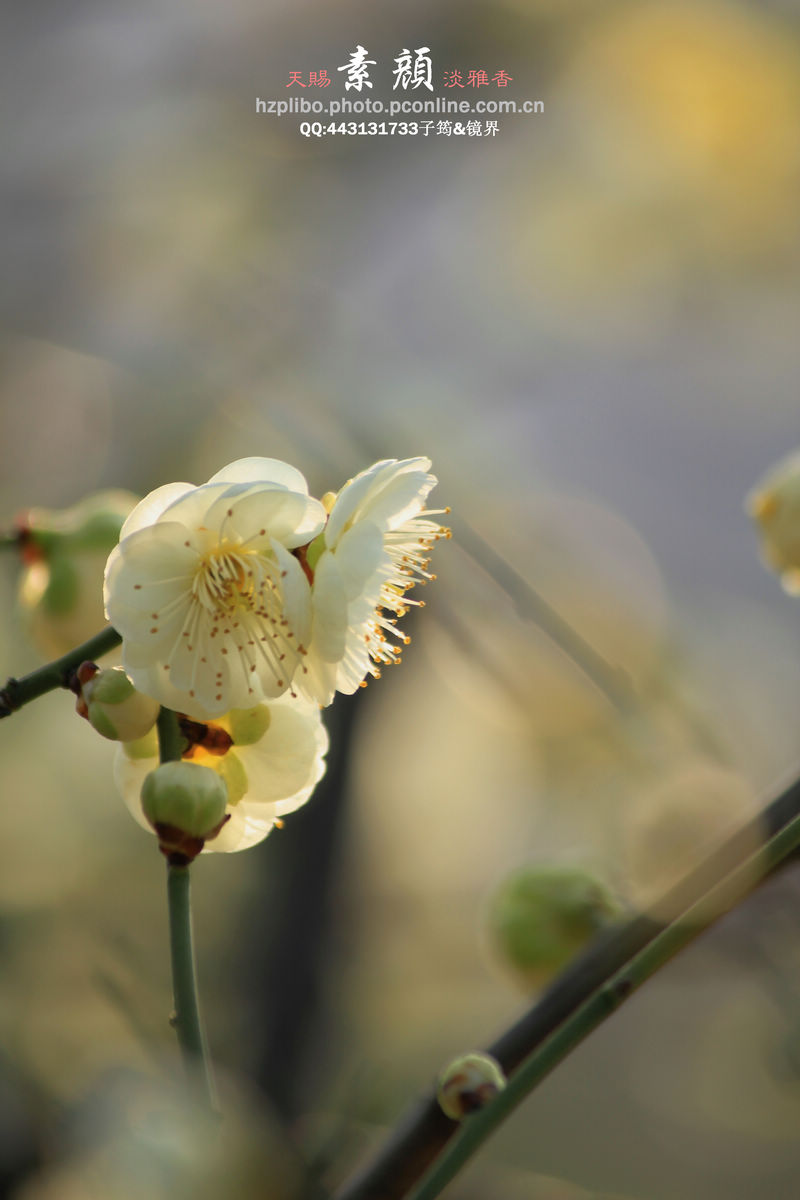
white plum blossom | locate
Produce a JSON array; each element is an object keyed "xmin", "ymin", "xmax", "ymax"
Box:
[
  {"xmin": 104, "ymin": 460, "xmax": 326, "ymax": 719},
  {"xmin": 115, "ymin": 692, "xmax": 328, "ymax": 853},
  {"xmin": 300, "ymin": 458, "xmax": 450, "ymax": 705},
  {"xmin": 103, "ymin": 455, "xmax": 448, "ymax": 715}
]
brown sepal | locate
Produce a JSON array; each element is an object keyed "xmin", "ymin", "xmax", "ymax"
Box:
[{"xmin": 153, "ymin": 813, "xmax": 231, "ymax": 863}]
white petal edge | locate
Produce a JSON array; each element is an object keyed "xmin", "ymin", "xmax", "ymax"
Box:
[
  {"xmin": 119, "ymin": 483, "xmax": 195, "ymax": 540},
  {"xmin": 208, "ymin": 457, "xmax": 311, "ymax": 495},
  {"xmin": 326, "ymin": 458, "xmax": 433, "ymax": 546}
]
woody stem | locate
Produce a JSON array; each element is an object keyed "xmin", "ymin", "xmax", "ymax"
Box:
[{"xmin": 0, "ymin": 625, "xmax": 122, "ymax": 717}]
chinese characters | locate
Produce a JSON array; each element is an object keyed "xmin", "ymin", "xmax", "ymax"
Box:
[
  {"xmin": 337, "ymin": 45, "xmax": 376, "ymax": 91},
  {"xmin": 287, "ymin": 48, "xmax": 513, "ymax": 90},
  {"xmin": 393, "ymin": 47, "xmax": 433, "ymax": 92}
]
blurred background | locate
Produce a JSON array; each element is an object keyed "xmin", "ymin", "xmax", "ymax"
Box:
[{"xmin": 1, "ymin": 0, "xmax": 800, "ymax": 1196}]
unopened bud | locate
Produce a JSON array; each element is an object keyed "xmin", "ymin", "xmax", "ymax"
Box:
[
  {"xmin": 76, "ymin": 664, "xmax": 160, "ymax": 742},
  {"xmin": 141, "ymin": 761, "xmax": 230, "ymax": 862},
  {"xmin": 437, "ymin": 1052, "xmax": 506, "ymax": 1121},
  {"xmin": 17, "ymin": 490, "xmax": 139, "ymax": 556},
  {"xmin": 16, "ymin": 490, "xmax": 139, "ymax": 658},
  {"xmin": 747, "ymin": 450, "xmax": 800, "ymax": 593},
  {"xmin": 487, "ymin": 864, "xmax": 623, "ymax": 989}
]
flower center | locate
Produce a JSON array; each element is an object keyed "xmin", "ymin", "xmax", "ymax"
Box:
[
  {"xmin": 179, "ymin": 715, "xmax": 234, "ymax": 757},
  {"xmin": 146, "ymin": 533, "xmax": 302, "ymax": 705},
  {"xmin": 193, "ymin": 547, "xmax": 260, "ymax": 616},
  {"xmin": 178, "ymin": 718, "xmax": 249, "ymax": 806}
]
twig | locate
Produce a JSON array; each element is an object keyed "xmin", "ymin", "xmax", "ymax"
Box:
[
  {"xmin": 335, "ymin": 770, "xmax": 800, "ymax": 1200},
  {"xmin": 166, "ymin": 862, "xmax": 219, "ymax": 1110},
  {"xmin": 0, "ymin": 626, "xmax": 122, "ymax": 717},
  {"xmin": 407, "ymin": 799, "xmax": 800, "ymax": 1199}
]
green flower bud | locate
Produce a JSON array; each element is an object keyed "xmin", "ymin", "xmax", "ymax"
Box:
[
  {"xmin": 79, "ymin": 667, "xmax": 160, "ymax": 742},
  {"xmin": 141, "ymin": 762, "xmax": 230, "ymax": 862},
  {"xmin": 17, "ymin": 490, "xmax": 139, "ymax": 659},
  {"xmin": 38, "ymin": 554, "xmax": 80, "ymax": 616},
  {"xmin": 86, "ymin": 667, "xmax": 137, "ymax": 705},
  {"xmin": 69, "ymin": 501, "xmax": 136, "ymax": 552},
  {"xmin": 487, "ymin": 864, "xmax": 623, "ymax": 989},
  {"xmin": 20, "ymin": 490, "xmax": 139, "ymax": 554},
  {"xmin": 437, "ymin": 1052, "xmax": 506, "ymax": 1121}
]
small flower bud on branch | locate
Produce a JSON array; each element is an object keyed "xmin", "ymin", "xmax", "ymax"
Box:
[
  {"xmin": 437, "ymin": 1052, "xmax": 507, "ymax": 1121},
  {"xmin": 16, "ymin": 491, "xmax": 138, "ymax": 658},
  {"xmin": 141, "ymin": 761, "xmax": 230, "ymax": 864},
  {"xmin": 486, "ymin": 864, "xmax": 624, "ymax": 989},
  {"xmin": 74, "ymin": 663, "xmax": 160, "ymax": 742}
]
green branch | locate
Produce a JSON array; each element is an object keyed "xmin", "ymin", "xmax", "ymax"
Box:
[
  {"xmin": 158, "ymin": 706, "xmax": 218, "ymax": 1112},
  {"xmin": 157, "ymin": 705, "xmax": 185, "ymax": 763},
  {"xmin": 407, "ymin": 804, "xmax": 800, "ymax": 1200},
  {"xmin": 0, "ymin": 625, "xmax": 122, "ymax": 717},
  {"xmin": 166, "ymin": 862, "xmax": 219, "ymax": 1110},
  {"xmin": 335, "ymin": 771, "xmax": 800, "ymax": 1200}
]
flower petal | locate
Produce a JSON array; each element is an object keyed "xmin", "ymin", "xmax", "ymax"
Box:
[
  {"xmin": 119, "ymin": 483, "xmax": 195, "ymax": 540},
  {"xmin": 325, "ymin": 460, "xmax": 396, "ymax": 547},
  {"xmin": 334, "ymin": 633, "xmax": 373, "ymax": 695},
  {"xmin": 206, "ymin": 805, "xmax": 275, "ymax": 853},
  {"xmin": 208, "ymin": 457, "xmax": 311, "ymax": 495},
  {"xmin": 203, "ymin": 487, "xmax": 325, "ymax": 551},
  {"xmin": 334, "ymin": 520, "xmax": 385, "ymax": 602},
  {"xmin": 104, "ymin": 524, "xmax": 200, "ymax": 633},
  {"xmin": 309, "ymin": 552, "xmax": 347, "ymax": 663},
  {"xmin": 355, "ymin": 461, "xmax": 436, "ymax": 532},
  {"xmin": 126, "ymin": 663, "xmax": 218, "ymax": 721},
  {"xmin": 272, "ymin": 540, "xmax": 313, "ymax": 648},
  {"xmin": 155, "ymin": 482, "xmax": 246, "ymax": 532},
  {"xmin": 326, "ymin": 458, "xmax": 433, "ymax": 546},
  {"xmin": 237, "ymin": 695, "xmax": 328, "ymax": 804},
  {"xmin": 298, "ymin": 654, "xmax": 337, "ymax": 707},
  {"xmin": 113, "ymin": 748, "xmax": 152, "ymax": 833}
]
